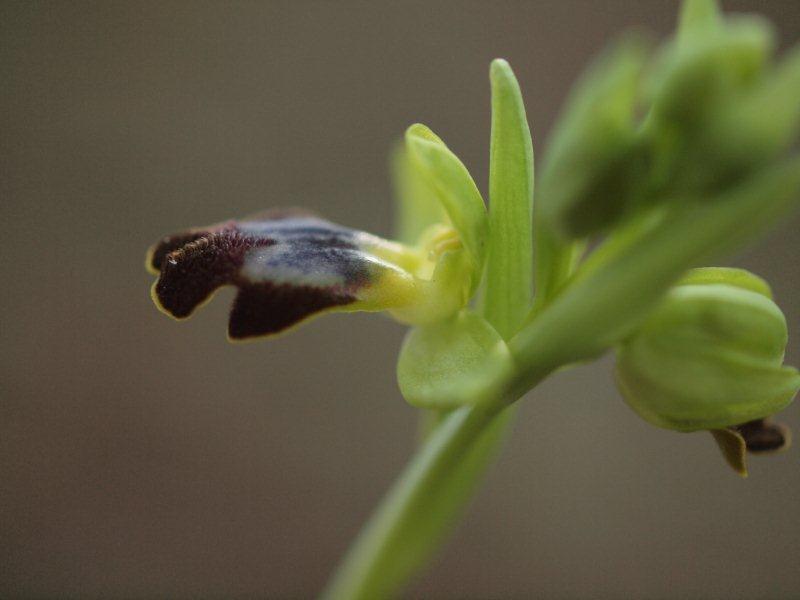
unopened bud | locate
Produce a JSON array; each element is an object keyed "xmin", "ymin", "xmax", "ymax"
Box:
[{"xmin": 615, "ymin": 269, "xmax": 799, "ymax": 432}]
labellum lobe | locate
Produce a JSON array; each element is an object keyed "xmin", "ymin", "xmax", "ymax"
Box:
[{"xmin": 146, "ymin": 209, "xmax": 415, "ymax": 339}]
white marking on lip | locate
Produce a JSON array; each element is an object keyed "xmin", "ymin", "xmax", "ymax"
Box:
[{"xmin": 242, "ymin": 243, "xmax": 347, "ymax": 287}]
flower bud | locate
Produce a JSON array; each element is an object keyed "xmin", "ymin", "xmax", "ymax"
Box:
[
  {"xmin": 614, "ymin": 269, "xmax": 800, "ymax": 433},
  {"xmin": 692, "ymin": 46, "xmax": 800, "ymax": 190},
  {"xmin": 642, "ymin": 14, "xmax": 787, "ymax": 198},
  {"xmin": 539, "ymin": 37, "xmax": 649, "ymax": 238},
  {"xmin": 646, "ymin": 15, "xmax": 773, "ymax": 129}
]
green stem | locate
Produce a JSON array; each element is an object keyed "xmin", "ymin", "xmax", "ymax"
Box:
[
  {"xmin": 321, "ymin": 404, "xmax": 506, "ymax": 600},
  {"xmin": 416, "ymin": 408, "xmax": 450, "ymax": 445},
  {"xmin": 320, "ymin": 368, "xmax": 549, "ymax": 600}
]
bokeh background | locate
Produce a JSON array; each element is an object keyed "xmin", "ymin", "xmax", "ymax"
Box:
[{"xmin": 2, "ymin": 1, "xmax": 800, "ymax": 598}]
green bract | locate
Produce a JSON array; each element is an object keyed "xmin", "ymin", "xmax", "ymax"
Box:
[{"xmin": 615, "ymin": 269, "xmax": 800, "ymax": 433}]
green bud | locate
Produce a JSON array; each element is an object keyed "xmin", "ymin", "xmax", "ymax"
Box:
[
  {"xmin": 675, "ymin": 0, "xmax": 722, "ymax": 48},
  {"xmin": 642, "ymin": 13, "xmax": 779, "ymax": 197},
  {"xmin": 694, "ymin": 46, "xmax": 800, "ymax": 189},
  {"xmin": 615, "ymin": 271, "xmax": 800, "ymax": 433},
  {"xmin": 647, "ymin": 15, "xmax": 774, "ymax": 128},
  {"xmin": 539, "ymin": 36, "xmax": 649, "ymax": 238}
]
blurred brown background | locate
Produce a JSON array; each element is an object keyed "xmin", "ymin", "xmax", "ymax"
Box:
[{"xmin": 2, "ymin": 1, "xmax": 800, "ymax": 598}]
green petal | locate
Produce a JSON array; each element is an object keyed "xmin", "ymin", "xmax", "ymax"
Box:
[
  {"xmin": 390, "ymin": 142, "xmax": 445, "ymax": 245},
  {"xmin": 405, "ymin": 124, "xmax": 488, "ymax": 276},
  {"xmin": 482, "ymin": 59, "xmax": 534, "ymax": 339},
  {"xmin": 643, "ymin": 285, "xmax": 787, "ymax": 362},
  {"xmin": 397, "ymin": 310, "xmax": 514, "ymax": 409}
]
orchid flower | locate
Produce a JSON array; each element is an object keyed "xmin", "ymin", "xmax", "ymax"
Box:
[
  {"xmin": 146, "ymin": 2, "xmax": 800, "ymax": 598},
  {"xmin": 146, "ymin": 125, "xmax": 488, "ymax": 343},
  {"xmin": 147, "ymin": 122, "xmax": 520, "ymax": 408},
  {"xmin": 146, "ymin": 207, "xmax": 468, "ymax": 339}
]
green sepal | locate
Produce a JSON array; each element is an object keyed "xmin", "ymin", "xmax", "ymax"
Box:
[
  {"xmin": 483, "ymin": 59, "xmax": 534, "ymax": 338},
  {"xmin": 633, "ymin": 284, "xmax": 788, "ymax": 363},
  {"xmin": 405, "ymin": 124, "xmax": 488, "ymax": 281},
  {"xmin": 615, "ymin": 284, "xmax": 800, "ymax": 432},
  {"xmin": 397, "ymin": 310, "xmax": 514, "ymax": 409},
  {"xmin": 677, "ymin": 267, "xmax": 773, "ymax": 299},
  {"xmin": 617, "ymin": 352, "xmax": 799, "ymax": 432}
]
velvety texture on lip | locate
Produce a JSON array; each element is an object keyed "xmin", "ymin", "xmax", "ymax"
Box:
[{"xmin": 147, "ymin": 209, "xmax": 385, "ymax": 339}]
